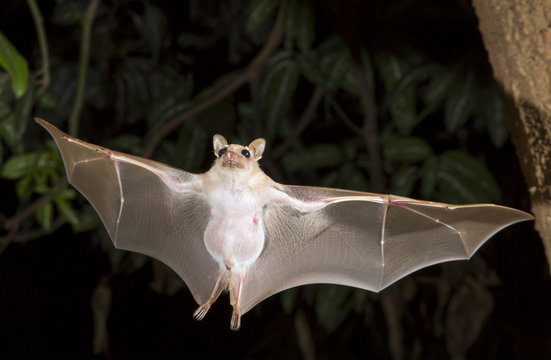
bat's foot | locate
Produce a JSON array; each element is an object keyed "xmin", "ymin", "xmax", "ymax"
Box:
[
  {"xmin": 230, "ymin": 309, "xmax": 241, "ymax": 331},
  {"xmin": 193, "ymin": 304, "xmax": 211, "ymax": 321}
]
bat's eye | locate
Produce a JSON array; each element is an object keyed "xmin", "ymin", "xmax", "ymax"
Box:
[
  {"xmin": 218, "ymin": 147, "xmax": 227, "ymax": 157},
  {"xmin": 241, "ymin": 149, "xmax": 250, "ymax": 158}
]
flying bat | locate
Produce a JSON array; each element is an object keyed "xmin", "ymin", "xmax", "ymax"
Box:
[{"xmin": 36, "ymin": 118, "xmax": 533, "ymax": 330}]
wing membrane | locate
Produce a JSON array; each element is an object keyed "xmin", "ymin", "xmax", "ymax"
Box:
[
  {"xmin": 242, "ymin": 185, "xmax": 532, "ymax": 313},
  {"xmin": 37, "ymin": 118, "xmax": 218, "ymax": 305}
]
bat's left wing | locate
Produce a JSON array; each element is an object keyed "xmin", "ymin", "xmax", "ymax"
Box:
[
  {"xmin": 241, "ymin": 185, "xmax": 532, "ymax": 313},
  {"xmin": 37, "ymin": 118, "xmax": 219, "ymax": 306}
]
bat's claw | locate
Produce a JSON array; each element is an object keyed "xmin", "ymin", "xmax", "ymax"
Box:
[
  {"xmin": 230, "ymin": 309, "xmax": 241, "ymax": 331},
  {"xmin": 193, "ymin": 304, "xmax": 211, "ymax": 321}
]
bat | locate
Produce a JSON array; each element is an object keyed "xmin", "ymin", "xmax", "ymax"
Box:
[{"xmin": 36, "ymin": 118, "xmax": 533, "ymax": 330}]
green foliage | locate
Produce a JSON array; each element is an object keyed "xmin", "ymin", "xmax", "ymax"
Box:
[
  {"xmin": 0, "ymin": 31, "xmax": 29, "ymax": 98},
  {"xmin": 261, "ymin": 50, "xmax": 300, "ymax": 141},
  {"xmin": 284, "ymin": 0, "xmax": 315, "ymax": 53}
]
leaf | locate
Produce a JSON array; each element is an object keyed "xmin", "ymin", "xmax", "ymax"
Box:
[
  {"xmin": 261, "ymin": 52, "xmax": 299, "ymax": 140},
  {"xmin": 436, "ymin": 150, "xmax": 501, "ymax": 204},
  {"xmin": 246, "ymin": 0, "xmax": 279, "ymax": 32},
  {"xmin": 131, "ymin": 3, "xmax": 168, "ymax": 62},
  {"xmin": 282, "ymin": 143, "xmax": 343, "ymax": 172},
  {"xmin": 387, "ymin": 64, "xmax": 441, "ymax": 108},
  {"xmin": 376, "ymin": 52, "xmax": 408, "ymax": 91},
  {"xmin": 1, "ymin": 153, "xmax": 40, "ymax": 179},
  {"xmin": 423, "ymin": 67, "xmax": 457, "ymax": 111},
  {"xmin": 475, "ymin": 81, "xmax": 508, "ymax": 148},
  {"xmin": 16, "ymin": 174, "xmax": 33, "ymax": 199},
  {"xmin": 54, "ymin": 195, "xmax": 80, "ymax": 226},
  {"xmin": 284, "ymin": 0, "xmax": 315, "ymax": 53},
  {"xmin": 297, "ymin": 53, "xmax": 325, "ymax": 85},
  {"xmin": 0, "ymin": 114, "xmax": 16, "ymax": 146},
  {"xmin": 390, "ymin": 93, "xmax": 417, "ymax": 135},
  {"xmin": 2, "ymin": 151, "xmax": 59, "ymax": 181},
  {"xmin": 391, "ymin": 166, "xmax": 418, "ymax": 196},
  {"xmin": 377, "ymin": 53, "xmax": 419, "ymax": 134},
  {"xmin": 0, "ymin": 31, "xmax": 29, "ymax": 98},
  {"xmin": 444, "ymin": 71, "xmax": 474, "ymax": 133},
  {"xmin": 383, "ymin": 137, "xmax": 433, "ymax": 163},
  {"xmin": 319, "ymin": 40, "xmax": 354, "ymax": 94},
  {"xmin": 36, "ymin": 201, "xmax": 54, "ymax": 231}
]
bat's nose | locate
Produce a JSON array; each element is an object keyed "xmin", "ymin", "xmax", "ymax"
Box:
[{"xmin": 225, "ymin": 152, "xmax": 236, "ymax": 161}]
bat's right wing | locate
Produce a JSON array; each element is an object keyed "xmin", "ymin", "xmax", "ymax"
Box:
[
  {"xmin": 241, "ymin": 185, "xmax": 532, "ymax": 314},
  {"xmin": 37, "ymin": 118, "xmax": 218, "ymax": 306}
]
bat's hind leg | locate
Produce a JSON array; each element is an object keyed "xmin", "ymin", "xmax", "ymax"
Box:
[
  {"xmin": 229, "ymin": 269, "xmax": 246, "ymax": 331},
  {"xmin": 193, "ymin": 271, "xmax": 226, "ymax": 321}
]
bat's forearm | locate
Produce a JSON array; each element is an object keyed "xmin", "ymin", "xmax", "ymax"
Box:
[{"xmin": 272, "ymin": 188, "xmax": 328, "ymax": 213}]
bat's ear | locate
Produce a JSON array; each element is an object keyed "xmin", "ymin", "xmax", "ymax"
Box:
[
  {"xmin": 213, "ymin": 134, "xmax": 228, "ymax": 157},
  {"xmin": 248, "ymin": 138, "xmax": 266, "ymax": 161}
]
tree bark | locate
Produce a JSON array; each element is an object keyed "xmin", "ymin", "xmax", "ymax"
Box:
[{"xmin": 472, "ymin": 0, "xmax": 551, "ymax": 273}]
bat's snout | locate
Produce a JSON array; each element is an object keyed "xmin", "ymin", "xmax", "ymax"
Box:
[
  {"xmin": 221, "ymin": 151, "xmax": 245, "ymax": 169},
  {"xmin": 225, "ymin": 151, "xmax": 236, "ymax": 162}
]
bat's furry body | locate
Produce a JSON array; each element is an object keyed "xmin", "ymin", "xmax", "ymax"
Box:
[{"xmin": 37, "ymin": 118, "xmax": 533, "ymax": 329}]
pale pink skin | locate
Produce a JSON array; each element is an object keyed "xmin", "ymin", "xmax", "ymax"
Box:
[{"xmin": 188, "ymin": 136, "xmax": 328, "ymax": 330}]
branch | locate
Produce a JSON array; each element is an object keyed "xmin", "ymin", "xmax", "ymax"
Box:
[
  {"xmin": 27, "ymin": 0, "xmax": 50, "ymax": 97},
  {"xmin": 0, "ymin": 192, "xmax": 54, "ymax": 255},
  {"xmin": 1, "ymin": 177, "xmax": 65, "ymax": 255},
  {"xmin": 143, "ymin": 0, "xmax": 287, "ymax": 158},
  {"xmin": 68, "ymin": 0, "xmax": 100, "ymax": 137}
]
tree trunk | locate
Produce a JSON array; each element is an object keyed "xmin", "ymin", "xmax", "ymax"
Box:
[{"xmin": 472, "ymin": 0, "xmax": 551, "ymax": 273}]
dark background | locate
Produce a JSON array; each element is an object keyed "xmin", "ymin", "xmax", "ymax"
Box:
[{"xmin": 0, "ymin": 0, "xmax": 549, "ymax": 358}]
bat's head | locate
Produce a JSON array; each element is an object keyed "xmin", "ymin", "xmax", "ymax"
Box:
[{"xmin": 212, "ymin": 134, "xmax": 266, "ymax": 174}]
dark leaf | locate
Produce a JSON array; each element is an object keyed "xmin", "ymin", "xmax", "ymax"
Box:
[
  {"xmin": 54, "ymin": 194, "xmax": 80, "ymax": 226},
  {"xmin": 391, "ymin": 165, "xmax": 418, "ymax": 196},
  {"xmin": 282, "ymin": 143, "xmax": 343, "ymax": 172},
  {"xmin": 436, "ymin": 150, "xmax": 501, "ymax": 203},
  {"xmin": 36, "ymin": 201, "xmax": 54, "ymax": 230},
  {"xmin": 261, "ymin": 52, "xmax": 299, "ymax": 140},
  {"xmin": 246, "ymin": 0, "xmax": 279, "ymax": 32},
  {"xmin": 475, "ymin": 81, "xmax": 508, "ymax": 148},
  {"xmin": 1, "ymin": 153, "xmax": 55, "ymax": 180},
  {"xmin": 444, "ymin": 71, "xmax": 474, "ymax": 133},
  {"xmin": 383, "ymin": 137, "xmax": 433, "ymax": 163},
  {"xmin": 284, "ymin": 0, "xmax": 315, "ymax": 53},
  {"xmin": 423, "ymin": 67, "xmax": 457, "ymax": 111}
]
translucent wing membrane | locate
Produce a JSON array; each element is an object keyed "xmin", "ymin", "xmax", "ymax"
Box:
[
  {"xmin": 37, "ymin": 118, "xmax": 218, "ymax": 306},
  {"xmin": 242, "ymin": 185, "xmax": 532, "ymax": 313}
]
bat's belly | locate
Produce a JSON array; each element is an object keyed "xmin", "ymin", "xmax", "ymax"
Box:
[{"xmin": 203, "ymin": 212, "xmax": 265, "ymax": 270}]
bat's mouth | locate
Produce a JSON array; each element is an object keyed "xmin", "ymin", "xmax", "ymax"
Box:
[
  {"xmin": 223, "ymin": 162, "xmax": 244, "ymax": 169},
  {"xmin": 222, "ymin": 154, "xmax": 245, "ymax": 169}
]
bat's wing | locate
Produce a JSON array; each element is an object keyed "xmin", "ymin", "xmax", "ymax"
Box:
[
  {"xmin": 37, "ymin": 118, "xmax": 218, "ymax": 305},
  {"xmin": 242, "ymin": 184, "xmax": 533, "ymax": 313}
]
